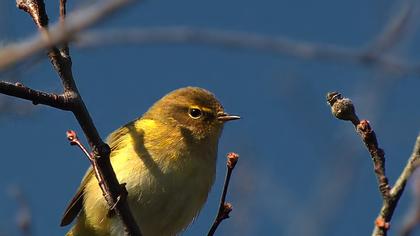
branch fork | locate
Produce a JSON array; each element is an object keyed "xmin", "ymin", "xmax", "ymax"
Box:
[
  {"xmin": 1, "ymin": 1, "xmax": 142, "ymax": 235},
  {"xmin": 3, "ymin": 1, "xmax": 243, "ymax": 235},
  {"xmin": 327, "ymin": 91, "xmax": 420, "ymax": 236}
]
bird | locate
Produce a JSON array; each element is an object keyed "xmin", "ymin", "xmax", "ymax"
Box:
[{"xmin": 60, "ymin": 87, "xmax": 240, "ymax": 236}]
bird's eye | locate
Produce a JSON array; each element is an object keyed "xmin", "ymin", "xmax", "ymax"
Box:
[{"xmin": 188, "ymin": 108, "xmax": 202, "ymax": 119}]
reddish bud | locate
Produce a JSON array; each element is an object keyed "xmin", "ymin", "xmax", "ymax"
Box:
[
  {"xmin": 375, "ymin": 217, "xmax": 390, "ymax": 229},
  {"xmin": 227, "ymin": 152, "xmax": 239, "ymax": 169},
  {"xmin": 66, "ymin": 130, "xmax": 77, "ymax": 144}
]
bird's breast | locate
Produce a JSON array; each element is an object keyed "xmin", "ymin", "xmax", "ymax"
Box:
[{"xmin": 108, "ymin": 123, "xmax": 218, "ymax": 235}]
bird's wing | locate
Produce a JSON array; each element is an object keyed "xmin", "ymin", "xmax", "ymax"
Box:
[
  {"xmin": 60, "ymin": 169, "xmax": 93, "ymax": 226},
  {"xmin": 60, "ymin": 123, "xmax": 132, "ymax": 227},
  {"xmin": 108, "ymin": 123, "xmax": 131, "ymax": 152}
]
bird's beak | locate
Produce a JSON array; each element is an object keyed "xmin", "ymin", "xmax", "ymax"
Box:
[{"xmin": 217, "ymin": 112, "xmax": 240, "ymax": 122}]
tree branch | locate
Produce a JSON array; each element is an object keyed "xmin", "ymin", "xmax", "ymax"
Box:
[
  {"xmin": 3, "ymin": 0, "xmax": 142, "ymax": 235},
  {"xmin": 0, "ymin": 81, "xmax": 69, "ymax": 109},
  {"xmin": 327, "ymin": 91, "xmax": 420, "ymax": 236}
]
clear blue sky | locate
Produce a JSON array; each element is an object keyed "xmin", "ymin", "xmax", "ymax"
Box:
[{"xmin": 1, "ymin": 0, "xmax": 420, "ymax": 235}]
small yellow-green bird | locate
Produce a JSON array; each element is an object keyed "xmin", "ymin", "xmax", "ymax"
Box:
[{"xmin": 60, "ymin": 87, "xmax": 239, "ymax": 236}]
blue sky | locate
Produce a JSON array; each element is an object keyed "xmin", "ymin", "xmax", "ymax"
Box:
[{"xmin": 1, "ymin": 0, "xmax": 420, "ymax": 235}]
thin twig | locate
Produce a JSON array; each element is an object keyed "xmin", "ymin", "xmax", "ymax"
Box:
[
  {"xmin": 356, "ymin": 120, "xmax": 391, "ymax": 198},
  {"xmin": 66, "ymin": 129, "xmax": 124, "ymax": 216},
  {"xmin": 5, "ymin": 0, "xmax": 142, "ymax": 235},
  {"xmin": 327, "ymin": 91, "xmax": 420, "ymax": 236},
  {"xmin": 66, "ymin": 130, "xmax": 91, "ymax": 160},
  {"xmin": 208, "ymin": 152, "xmax": 239, "ymax": 236}
]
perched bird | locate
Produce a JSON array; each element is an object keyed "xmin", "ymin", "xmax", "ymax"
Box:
[{"xmin": 61, "ymin": 87, "xmax": 240, "ymax": 236}]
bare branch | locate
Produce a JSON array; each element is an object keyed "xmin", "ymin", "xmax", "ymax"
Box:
[
  {"xmin": 0, "ymin": 81, "xmax": 69, "ymax": 109},
  {"xmin": 357, "ymin": 120, "xmax": 391, "ymax": 198},
  {"xmin": 3, "ymin": 0, "xmax": 143, "ymax": 235},
  {"xmin": 327, "ymin": 92, "xmax": 390, "ymax": 198},
  {"xmin": 327, "ymin": 91, "xmax": 420, "ymax": 236},
  {"xmin": 208, "ymin": 152, "xmax": 239, "ymax": 236}
]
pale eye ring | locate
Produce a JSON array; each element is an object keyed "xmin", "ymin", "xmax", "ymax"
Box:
[{"xmin": 188, "ymin": 108, "xmax": 202, "ymax": 119}]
